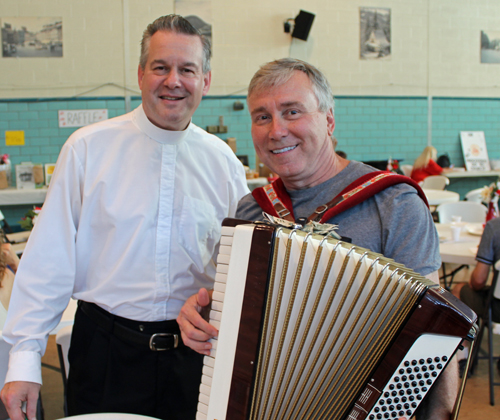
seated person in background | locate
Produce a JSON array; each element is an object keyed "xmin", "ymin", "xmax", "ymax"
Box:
[
  {"xmin": 436, "ymin": 154, "xmax": 451, "ymax": 169},
  {"xmin": 0, "ymin": 239, "xmax": 19, "ymax": 329},
  {"xmin": 178, "ymin": 58, "xmax": 458, "ymax": 420},
  {"xmin": 411, "ymin": 146, "xmax": 450, "ymax": 184},
  {"xmin": 452, "ymin": 217, "xmax": 500, "ymax": 372}
]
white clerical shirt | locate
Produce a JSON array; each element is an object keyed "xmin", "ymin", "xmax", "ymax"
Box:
[{"xmin": 3, "ymin": 105, "xmax": 249, "ymax": 384}]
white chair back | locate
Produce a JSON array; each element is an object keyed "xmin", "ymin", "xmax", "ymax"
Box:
[
  {"xmin": 400, "ymin": 164, "xmax": 413, "ymax": 177},
  {"xmin": 55, "ymin": 324, "xmax": 73, "ymax": 379},
  {"xmin": 436, "ymin": 201, "xmax": 487, "ymax": 224},
  {"xmin": 420, "ymin": 175, "xmax": 450, "ymax": 190},
  {"xmin": 465, "ymin": 188, "xmax": 484, "ymax": 204}
]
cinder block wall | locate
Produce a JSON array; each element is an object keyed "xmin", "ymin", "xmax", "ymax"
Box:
[{"xmin": 1, "ymin": 0, "xmax": 500, "ymax": 225}]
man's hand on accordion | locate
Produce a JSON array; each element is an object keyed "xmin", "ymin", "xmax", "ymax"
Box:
[{"xmin": 177, "ymin": 288, "xmax": 218, "ymax": 355}]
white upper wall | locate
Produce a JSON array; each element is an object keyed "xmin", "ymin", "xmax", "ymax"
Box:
[{"xmin": 0, "ymin": 0, "xmax": 499, "ymax": 98}]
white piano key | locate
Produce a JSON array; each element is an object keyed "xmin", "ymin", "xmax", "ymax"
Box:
[
  {"xmin": 209, "ymin": 310, "xmax": 222, "ymax": 321},
  {"xmin": 199, "ymin": 390, "xmax": 210, "ymax": 405},
  {"xmin": 200, "ymin": 383, "xmax": 211, "ymax": 398},
  {"xmin": 217, "ymin": 264, "xmax": 229, "ymax": 274},
  {"xmin": 213, "ymin": 282, "xmax": 226, "ymax": 293},
  {"xmin": 212, "ymin": 291, "xmax": 225, "ymax": 302},
  {"xmin": 202, "ymin": 365, "xmax": 214, "ymax": 377},
  {"xmin": 210, "ymin": 338, "xmax": 218, "ymax": 349},
  {"xmin": 201, "ymin": 374, "xmax": 212, "ymax": 387},
  {"xmin": 196, "ymin": 411, "xmax": 207, "ymax": 420},
  {"xmin": 215, "ymin": 272, "xmax": 227, "ymax": 283},
  {"xmin": 217, "ymin": 253, "xmax": 231, "ymax": 265},
  {"xmin": 218, "ymin": 244, "xmax": 232, "ymax": 255},
  {"xmin": 204, "ymin": 356, "xmax": 215, "ymax": 368},
  {"xmin": 197, "ymin": 401, "xmax": 208, "ymax": 415},
  {"xmin": 210, "ymin": 320, "xmax": 221, "ymax": 329},
  {"xmin": 209, "ymin": 348, "xmax": 217, "ymax": 358},
  {"xmin": 220, "ymin": 235, "xmax": 234, "ymax": 246},
  {"xmin": 212, "ymin": 300, "xmax": 223, "ymax": 311},
  {"xmin": 220, "ymin": 226, "xmax": 235, "ymax": 235}
]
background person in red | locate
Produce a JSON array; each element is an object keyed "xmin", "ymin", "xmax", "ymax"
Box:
[{"xmin": 411, "ymin": 146, "xmax": 449, "ymax": 184}]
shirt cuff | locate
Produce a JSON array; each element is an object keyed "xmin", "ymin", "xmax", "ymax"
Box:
[{"xmin": 5, "ymin": 351, "xmax": 42, "ymax": 385}]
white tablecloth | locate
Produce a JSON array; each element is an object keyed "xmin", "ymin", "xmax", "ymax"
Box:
[{"xmin": 435, "ymin": 222, "xmax": 482, "ymax": 265}]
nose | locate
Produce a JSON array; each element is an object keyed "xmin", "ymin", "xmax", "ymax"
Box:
[
  {"xmin": 269, "ymin": 117, "xmax": 288, "ymax": 140},
  {"xmin": 164, "ymin": 69, "xmax": 181, "ymax": 89}
]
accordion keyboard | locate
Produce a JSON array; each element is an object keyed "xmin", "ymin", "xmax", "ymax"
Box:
[{"xmin": 196, "ymin": 226, "xmax": 235, "ymax": 419}]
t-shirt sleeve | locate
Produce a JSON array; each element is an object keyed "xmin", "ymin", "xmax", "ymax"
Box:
[
  {"xmin": 476, "ymin": 221, "xmax": 495, "ymax": 265},
  {"xmin": 377, "ymin": 186, "xmax": 441, "ymax": 275},
  {"xmin": 235, "ymin": 193, "xmax": 264, "ymax": 222}
]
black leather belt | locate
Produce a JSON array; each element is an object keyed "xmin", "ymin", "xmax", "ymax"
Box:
[{"xmin": 79, "ymin": 301, "xmax": 180, "ymax": 351}]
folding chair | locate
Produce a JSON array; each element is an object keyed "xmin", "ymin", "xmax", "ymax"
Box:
[{"xmin": 420, "ymin": 175, "xmax": 450, "ymax": 190}]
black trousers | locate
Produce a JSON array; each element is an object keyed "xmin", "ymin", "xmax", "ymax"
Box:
[{"xmin": 66, "ymin": 302, "xmax": 204, "ymax": 420}]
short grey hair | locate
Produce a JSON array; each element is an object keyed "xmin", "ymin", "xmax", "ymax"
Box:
[
  {"xmin": 139, "ymin": 14, "xmax": 211, "ymax": 74},
  {"xmin": 248, "ymin": 58, "xmax": 334, "ymax": 113}
]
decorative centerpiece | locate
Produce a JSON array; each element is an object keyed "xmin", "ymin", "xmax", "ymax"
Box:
[{"xmin": 480, "ymin": 178, "xmax": 500, "ymax": 222}]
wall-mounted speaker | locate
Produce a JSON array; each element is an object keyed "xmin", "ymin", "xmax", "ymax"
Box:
[{"xmin": 291, "ymin": 10, "xmax": 315, "ymax": 41}]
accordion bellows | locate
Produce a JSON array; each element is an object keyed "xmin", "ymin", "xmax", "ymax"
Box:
[{"xmin": 196, "ymin": 220, "xmax": 476, "ymax": 420}]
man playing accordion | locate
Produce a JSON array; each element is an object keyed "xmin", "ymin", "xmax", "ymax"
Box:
[{"xmin": 178, "ymin": 58, "xmax": 458, "ymax": 420}]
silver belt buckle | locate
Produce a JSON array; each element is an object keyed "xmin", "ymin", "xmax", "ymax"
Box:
[{"xmin": 149, "ymin": 333, "xmax": 179, "ymax": 351}]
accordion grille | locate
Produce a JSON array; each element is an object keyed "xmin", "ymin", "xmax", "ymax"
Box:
[{"xmin": 247, "ymin": 228, "xmax": 425, "ymax": 420}]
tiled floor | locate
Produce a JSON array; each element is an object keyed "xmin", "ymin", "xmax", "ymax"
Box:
[{"xmin": 40, "ymin": 334, "xmax": 500, "ymax": 420}]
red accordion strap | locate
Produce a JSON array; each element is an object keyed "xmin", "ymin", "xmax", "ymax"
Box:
[{"xmin": 251, "ymin": 171, "xmax": 428, "ymax": 224}]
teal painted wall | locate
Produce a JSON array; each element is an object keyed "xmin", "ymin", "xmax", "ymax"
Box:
[{"xmin": 1, "ymin": 95, "xmax": 500, "ymax": 226}]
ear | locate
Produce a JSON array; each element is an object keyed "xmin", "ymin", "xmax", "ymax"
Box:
[
  {"xmin": 326, "ymin": 109, "xmax": 335, "ymax": 137},
  {"xmin": 202, "ymin": 71, "xmax": 212, "ymax": 96},
  {"xmin": 138, "ymin": 64, "xmax": 144, "ymax": 90}
]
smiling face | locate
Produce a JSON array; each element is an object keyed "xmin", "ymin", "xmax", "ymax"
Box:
[
  {"xmin": 138, "ymin": 31, "xmax": 211, "ymax": 131},
  {"xmin": 248, "ymin": 71, "xmax": 339, "ymax": 190}
]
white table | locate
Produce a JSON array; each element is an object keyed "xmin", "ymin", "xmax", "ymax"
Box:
[
  {"xmin": 435, "ymin": 222, "xmax": 482, "ymax": 289},
  {"xmin": 423, "ymin": 189, "xmax": 460, "ymax": 206},
  {"xmin": 435, "ymin": 222, "xmax": 482, "ymax": 265}
]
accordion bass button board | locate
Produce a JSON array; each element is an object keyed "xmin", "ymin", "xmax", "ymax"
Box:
[{"xmin": 196, "ymin": 219, "xmax": 477, "ymax": 420}]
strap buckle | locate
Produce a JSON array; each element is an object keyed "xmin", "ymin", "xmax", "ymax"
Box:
[
  {"xmin": 277, "ymin": 208, "xmax": 291, "ymax": 218},
  {"xmin": 149, "ymin": 333, "xmax": 179, "ymax": 351},
  {"xmin": 314, "ymin": 204, "xmax": 329, "ymax": 215}
]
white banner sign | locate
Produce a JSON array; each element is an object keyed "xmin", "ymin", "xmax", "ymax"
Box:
[{"xmin": 58, "ymin": 109, "xmax": 108, "ymax": 128}]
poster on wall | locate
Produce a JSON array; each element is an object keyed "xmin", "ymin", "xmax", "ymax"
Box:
[
  {"xmin": 1, "ymin": 17, "xmax": 62, "ymax": 58},
  {"xmin": 460, "ymin": 131, "xmax": 491, "ymax": 171},
  {"xmin": 481, "ymin": 30, "xmax": 500, "ymax": 64},
  {"xmin": 360, "ymin": 7, "xmax": 391, "ymax": 60},
  {"xmin": 175, "ymin": 0, "xmax": 212, "ymax": 48}
]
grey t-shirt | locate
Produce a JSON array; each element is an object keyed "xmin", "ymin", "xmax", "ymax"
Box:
[
  {"xmin": 236, "ymin": 161, "xmax": 440, "ymax": 276},
  {"xmin": 476, "ymin": 216, "xmax": 500, "ymax": 265}
]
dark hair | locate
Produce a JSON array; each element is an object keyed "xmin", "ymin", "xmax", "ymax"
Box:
[
  {"xmin": 437, "ymin": 154, "xmax": 451, "ymax": 168},
  {"xmin": 139, "ymin": 14, "xmax": 211, "ymax": 73}
]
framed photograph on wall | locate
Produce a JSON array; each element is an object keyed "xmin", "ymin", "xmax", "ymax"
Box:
[
  {"xmin": 360, "ymin": 7, "xmax": 391, "ymax": 60},
  {"xmin": 1, "ymin": 17, "xmax": 62, "ymax": 58},
  {"xmin": 481, "ymin": 30, "xmax": 500, "ymax": 64}
]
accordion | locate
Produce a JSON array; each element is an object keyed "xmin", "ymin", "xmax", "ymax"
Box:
[{"xmin": 196, "ymin": 219, "xmax": 477, "ymax": 420}]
